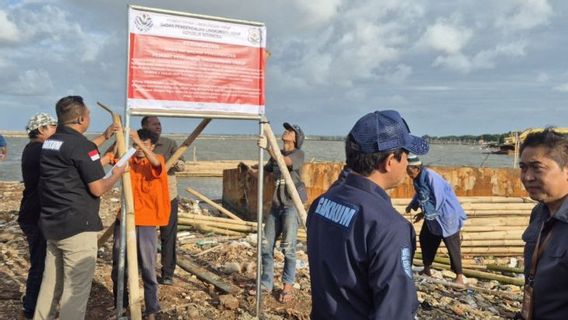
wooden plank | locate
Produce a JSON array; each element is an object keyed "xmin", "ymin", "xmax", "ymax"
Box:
[{"xmin": 177, "ymin": 256, "xmax": 240, "ymax": 294}]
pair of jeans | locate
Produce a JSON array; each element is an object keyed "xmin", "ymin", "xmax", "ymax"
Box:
[
  {"xmin": 261, "ymin": 206, "xmax": 299, "ymax": 291},
  {"xmin": 160, "ymin": 197, "xmax": 178, "ymax": 279},
  {"xmin": 19, "ymin": 223, "xmax": 47, "ymax": 319},
  {"xmin": 111, "ymin": 221, "xmax": 160, "ymax": 315}
]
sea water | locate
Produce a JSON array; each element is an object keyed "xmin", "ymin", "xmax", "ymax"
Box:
[{"xmin": 0, "ymin": 135, "xmax": 515, "ymax": 199}]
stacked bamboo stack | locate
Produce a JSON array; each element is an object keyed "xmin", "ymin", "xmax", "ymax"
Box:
[
  {"xmin": 178, "ymin": 196, "xmax": 534, "ymax": 257},
  {"xmin": 178, "ymin": 213, "xmax": 308, "ymax": 241},
  {"xmin": 392, "ymin": 196, "xmax": 535, "ymax": 257}
]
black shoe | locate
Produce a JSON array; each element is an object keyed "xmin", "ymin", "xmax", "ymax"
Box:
[{"xmin": 158, "ymin": 276, "xmax": 173, "ymax": 285}]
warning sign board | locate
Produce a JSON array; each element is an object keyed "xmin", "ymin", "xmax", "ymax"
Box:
[{"xmin": 127, "ymin": 6, "xmax": 266, "ymax": 117}]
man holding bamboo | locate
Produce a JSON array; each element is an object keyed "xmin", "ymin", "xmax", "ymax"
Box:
[
  {"xmin": 35, "ymin": 96, "xmax": 125, "ymax": 319},
  {"xmin": 518, "ymin": 128, "xmax": 568, "ymax": 319},
  {"xmin": 141, "ymin": 116, "xmax": 185, "ymax": 285},
  {"xmin": 242, "ymin": 122, "xmax": 306, "ymax": 303},
  {"xmin": 405, "ymin": 155, "xmax": 467, "ymax": 284}
]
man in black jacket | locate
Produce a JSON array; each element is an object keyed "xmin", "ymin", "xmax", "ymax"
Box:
[
  {"xmin": 34, "ymin": 96, "xmax": 125, "ymax": 319},
  {"xmin": 519, "ymin": 128, "xmax": 568, "ymax": 319},
  {"xmin": 307, "ymin": 110, "xmax": 428, "ymax": 319}
]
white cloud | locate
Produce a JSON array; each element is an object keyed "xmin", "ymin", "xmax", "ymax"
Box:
[
  {"xmin": 382, "ymin": 64, "xmax": 412, "ymax": 84},
  {"xmin": 418, "ymin": 20, "xmax": 473, "ymax": 54},
  {"xmin": 536, "ymin": 72, "xmax": 549, "ymax": 82},
  {"xmin": 433, "ymin": 41, "xmax": 526, "ymax": 73},
  {"xmin": 433, "ymin": 53, "xmax": 472, "ymax": 73},
  {"xmin": 1, "ymin": 69, "xmax": 53, "ymax": 95},
  {"xmin": 553, "ymin": 83, "xmax": 568, "ymax": 92},
  {"xmin": 0, "ymin": 10, "xmax": 20, "ymax": 42},
  {"xmin": 290, "ymin": 0, "xmax": 341, "ymax": 29},
  {"xmin": 412, "ymin": 86, "xmax": 452, "ymax": 91},
  {"xmin": 495, "ymin": 0, "xmax": 553, "ymax": 32}
]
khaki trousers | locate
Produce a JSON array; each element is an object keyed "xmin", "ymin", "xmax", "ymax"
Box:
[{"xmin": 34, "ymin": 232, "xmax": 98, "ymax": 320}]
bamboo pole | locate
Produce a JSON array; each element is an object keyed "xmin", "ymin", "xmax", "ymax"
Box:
[
  {"xmin": 179, "ymin": 213, "xmax": 256, "ymax": 226},
  {"xmin": 186, "ymin": 187, "xmax": 243, "ymax": 221},
  {"xmin": 195, "ymin": 224, "xmax": 244, "ymax": 236},
  {"xmin": 430, "ymin": 247, "xmax": 524, "ymax": 255},
  {"xmin": 486, "ymin": 264, "xmax": 524, "ymax": 274},
  {"xmin": 180, "ymin": 220, "xmax": 307, "ymax": 241},
  {"xmin": 177, "ymin": 256, "xmax": 240, "ymax": 294},
  {"xmin": 96, "ymin": 102, "xmax": 142, "ymax": 320},
  {"xmin": 178, "ymin": 214, "xmax": 307, "ymax": 237},
  {"xmin": 392, "ymin": 197, "xmax": 534, "ymax": 205},
  {"xmin": 262, "ymin": 120, "xmax": 307, "ymax": 229},
  {"xmin": 165, "ymin": 118, "xmax": 211, "ymax": 170},
  {"xmin": 97, "ymin": 222, "xmax": 115, "ymax": 248},
  {"xmin": 414, "ymin": 253, "xmax": 487, "ymax": 270},
  {"xmin": 413, "ymin": 260, "xmax": 524, "ymax": 286}
]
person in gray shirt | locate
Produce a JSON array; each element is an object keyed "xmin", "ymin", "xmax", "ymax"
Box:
[{"xmin": 243, "ymin": 122, "xmax": 306, "ymax": 303}]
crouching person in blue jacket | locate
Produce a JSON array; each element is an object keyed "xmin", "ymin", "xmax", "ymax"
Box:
[{"xmin": 405, "ymin": 155, "xmax": 467, "ymax": 284}]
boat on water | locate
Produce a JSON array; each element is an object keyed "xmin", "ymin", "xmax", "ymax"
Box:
[{"xmin": 483, "ymin": 127, "xmax": 568, "ymax": 155}]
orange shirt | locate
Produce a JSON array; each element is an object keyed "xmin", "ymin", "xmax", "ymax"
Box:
[{"xmin": 128, "ymin": 155, "xmax": 171, "ymax": 226}]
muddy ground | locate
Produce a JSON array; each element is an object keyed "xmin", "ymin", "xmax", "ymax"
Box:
[{"xmin": 0, "ymin": 181, "xmax": 522, "ymax": 319}]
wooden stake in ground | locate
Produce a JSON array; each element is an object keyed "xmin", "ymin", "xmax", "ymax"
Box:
[
  {"xmin": 97, "ymin": 102, "xmax": 143, "ymax": 320},
  {"xmin": 262, "ymin": 119, "xmax": 307, "ymax": 228}
]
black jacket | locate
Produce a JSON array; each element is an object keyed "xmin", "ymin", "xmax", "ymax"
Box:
[{"xmin": 522, "ymin": 196, "xmax": 568, "ymax": 319}]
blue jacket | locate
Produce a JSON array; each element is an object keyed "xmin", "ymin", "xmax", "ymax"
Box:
[
  {"xmin": 409, "ymin": 168, "xmax": 467, "ymax": 237},
  {"xmin": 307, "ymin": 174, "xmax": 418, "ymax": 320}
]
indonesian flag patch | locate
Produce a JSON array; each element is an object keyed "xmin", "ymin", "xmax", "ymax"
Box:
[{"xmin": 88, "ymin": 149, "xmax": 100, "ymax": 161}]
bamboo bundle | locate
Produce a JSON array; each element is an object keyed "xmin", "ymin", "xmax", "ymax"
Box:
[
  {"xmin": 391, "ymin": 197, "xmax": 533, "ymax": 205},
  {"xmin": 179, "ymin": 214, "xmax": 307, "ymax": 240},
  {"xmin": 414, "ymin": 253, "xmax": 487, "ymax": 270},
  {"xmin": 413, "ymin": 260, "xmax": 525, "ymax": 286},
  {"xmin": 429, "ymin": 247, "xmax": 524, "ymax": 255},
  {"xmin": 459, "ymin": 231, "xmax": 523, "ymax": 240}
]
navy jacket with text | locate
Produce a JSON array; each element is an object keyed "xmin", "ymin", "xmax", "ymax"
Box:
[{"xmin": 307, "ymin": 173, "xmax": 418, "ymax": 320}]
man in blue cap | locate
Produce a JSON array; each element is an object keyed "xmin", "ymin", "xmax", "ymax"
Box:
[{"xmin": 307, "ymin": 110, "xmax": 428, "ymax": 319}]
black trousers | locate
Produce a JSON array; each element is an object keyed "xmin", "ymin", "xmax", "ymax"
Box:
[
  {"xmin": 419, "ymin": 222, "xmax": 463, "ymax": 274},
  {"xmin": 160, "ymin": 197, "xmax": 178, "ymax": 278},
  {"xmin": 19, "ymin": 223, "xmax": 47, "ymax": 318}
]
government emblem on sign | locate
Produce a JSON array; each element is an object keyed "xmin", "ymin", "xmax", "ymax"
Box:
[
  {"xmin": 134, "ymin": 13, "xmax": 153, "ymax": 32},
  {"xmin": 247, "ymin": 28, "xmax": 261, "ymax": 44}
]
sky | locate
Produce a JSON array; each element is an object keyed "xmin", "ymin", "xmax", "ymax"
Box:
[{"xmin": 0, "ymin": 0, "xmax": 567, "ymax": 137}]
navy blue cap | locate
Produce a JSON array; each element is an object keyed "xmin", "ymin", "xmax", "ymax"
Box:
[{"xmin": 349, "ymin": 110, "xmax": 429, "ymax": 155}]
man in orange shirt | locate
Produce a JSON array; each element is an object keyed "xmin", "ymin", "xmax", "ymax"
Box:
[{"xmin": 111, "ymin": 128, "xmax": 170, "ymax": 320}]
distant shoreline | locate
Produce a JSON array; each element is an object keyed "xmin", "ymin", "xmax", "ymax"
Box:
[{"xmin": 0, "ymin": 131, "xmax": 487, "ymax": 144}]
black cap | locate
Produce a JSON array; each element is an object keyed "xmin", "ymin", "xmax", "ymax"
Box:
[{"xmin": 283, "ymin": 122, "xmax": 304, "ymax": 149}]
